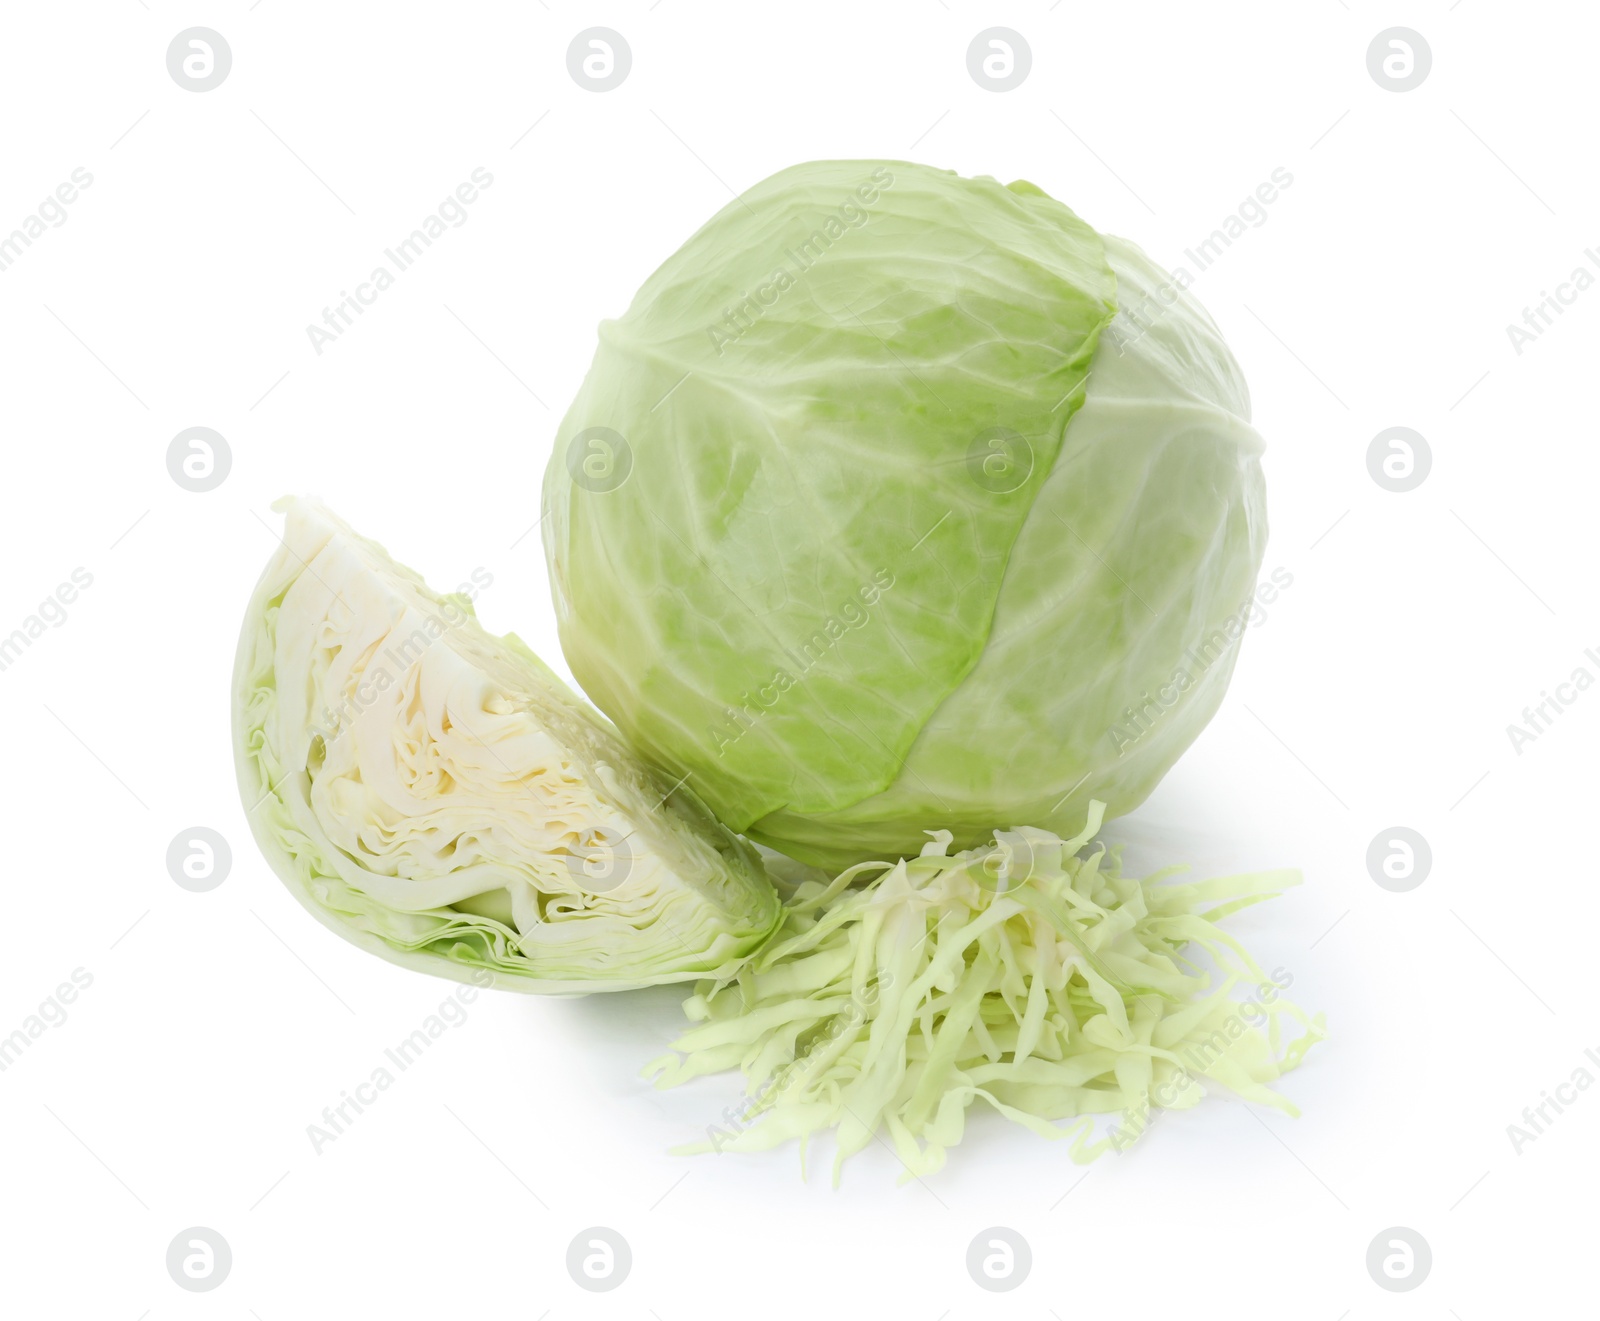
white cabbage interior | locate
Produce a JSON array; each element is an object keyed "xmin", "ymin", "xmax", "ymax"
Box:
[{"xmin": 233, "ymin": 497, "xmax": 778, "ymax": 991}]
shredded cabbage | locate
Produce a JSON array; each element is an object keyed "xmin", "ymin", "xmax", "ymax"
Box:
[{"xmin": 649, "ymin": 803, "xmax": 1322, "ymax": 1181}]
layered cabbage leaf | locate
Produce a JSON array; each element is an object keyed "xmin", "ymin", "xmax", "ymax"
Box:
[{"xmin": 233, "ymin": 497, "xmax": 781, "ymax": 993}]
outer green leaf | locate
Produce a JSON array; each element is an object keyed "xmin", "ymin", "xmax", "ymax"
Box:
[
  {"xmin": 543, "ymin": 161, "xmax": 1266, "ymax": 869},
  {"xmin": 543, "ymin": 160, "xmax": 1118, "ymax": 843}
]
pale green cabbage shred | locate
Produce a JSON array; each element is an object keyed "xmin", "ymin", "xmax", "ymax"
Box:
[{"xmin": 649, "ymin": 803, "xmax": 1323, "ymax": 1181}]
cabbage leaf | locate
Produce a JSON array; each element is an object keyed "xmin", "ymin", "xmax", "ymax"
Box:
[{"xmin": 233, "ymin": 497, "xmax": 781, "ymax": 993}]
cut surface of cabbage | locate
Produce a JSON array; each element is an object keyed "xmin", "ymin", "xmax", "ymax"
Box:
[{"xmin": 233, "ymin": 497, "xmax": 781, "ymax": 993}]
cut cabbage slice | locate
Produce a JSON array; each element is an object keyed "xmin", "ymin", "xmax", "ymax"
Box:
[
  {"xmin": 232, "ymin": 497, "xmax": 781, "ymax": 993},
  {"xmin": 648, "ymin": 804, "xmax": 1323, "ymax": 1180}
]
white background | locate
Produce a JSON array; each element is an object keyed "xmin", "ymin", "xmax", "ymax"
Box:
[{"xmin": 1, "ymin": 2, "xmax": 1593, "ymax": 1316}]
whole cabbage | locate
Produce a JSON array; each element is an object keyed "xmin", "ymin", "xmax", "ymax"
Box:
[{"xmin": 543, "ymin": 160, "xmax": 1266, "ymax": 869}]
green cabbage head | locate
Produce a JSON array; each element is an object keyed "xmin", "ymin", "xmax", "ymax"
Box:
[{"xmin": 542, "ymin": 160, "xmax": 1267, "ymax": 869}]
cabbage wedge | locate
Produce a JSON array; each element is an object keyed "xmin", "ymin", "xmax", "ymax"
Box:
[{"xmin": 232, "ymin": 497, "xmax": 781, "ymax": 993}]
